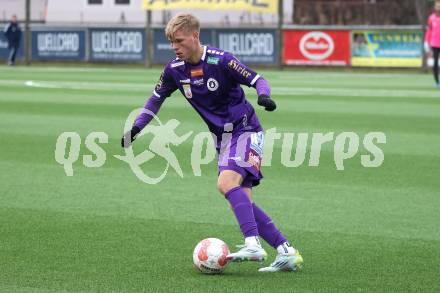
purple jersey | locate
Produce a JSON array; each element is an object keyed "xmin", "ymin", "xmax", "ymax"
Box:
[{"xmin": 150, "ymin": 46, "xmax": 263, "ymax": 146}]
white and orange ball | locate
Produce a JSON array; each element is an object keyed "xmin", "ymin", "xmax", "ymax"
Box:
[{"xmin": 193, "ymin": 238, "xmax": 230, "ymax": 274}]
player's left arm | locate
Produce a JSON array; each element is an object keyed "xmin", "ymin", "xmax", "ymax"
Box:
[{"xmin": 223, "ymin": 54, "xmax": 276, "ymax": 111}]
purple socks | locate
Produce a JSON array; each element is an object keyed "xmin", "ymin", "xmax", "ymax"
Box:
[
  {"xmin": 225, "ymin": 186, "xmax": 259, "ymax": 238},
  {"xmin": 225, "ymin": 186, "xmax": 288, "ymax": 249},
  {"xmin": 252, "ymin": 203, "xmax": 287, "ymax": 248}
]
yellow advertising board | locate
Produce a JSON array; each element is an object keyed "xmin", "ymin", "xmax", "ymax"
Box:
[
  {"xmin": 143, "ymin": 0, "xmax": 278, "ymax": 14},
  {"xmin": 351, "ymin": 30, "xmax": 422, "ymax": 68}
]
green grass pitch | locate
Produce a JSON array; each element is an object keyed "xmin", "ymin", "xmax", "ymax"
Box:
[{"xmin": 0, "ymin": 65, "xmax": 439, "ymax": 292}]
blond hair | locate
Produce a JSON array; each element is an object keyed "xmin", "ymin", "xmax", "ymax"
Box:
[{"xmin": 165, "ymin": 13, "xmax": 200, "ymax": 40}]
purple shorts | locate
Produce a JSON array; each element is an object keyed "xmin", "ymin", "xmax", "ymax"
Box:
[{"xmin": 217, "ymin": 131, "xmax": 264, "ymax": 188}]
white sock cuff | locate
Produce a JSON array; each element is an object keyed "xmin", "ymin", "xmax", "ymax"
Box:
[
  {"xmin": 277, "ymin": 242, "xmax": 296, "ymax": 254},
  {"xmin": 245, "ymin": 236, "xmax": 261, "ymax": 247}
]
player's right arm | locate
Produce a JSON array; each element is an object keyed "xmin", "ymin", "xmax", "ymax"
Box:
[
  {"xmin": 223, "ymin": 53, "xmax": 276, "ymax": 111},
  {"xmin": 121, "ymin": 66, "xmax": 178, "ymax": 148}
]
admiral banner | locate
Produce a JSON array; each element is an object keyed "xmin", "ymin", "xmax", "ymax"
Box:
[
  {"xmin": 216, "ymin": 29, "xmax": 277, "ymax": 64},
  {"xmin": 0, "ymin": 33, "xmax": 24, "ymax": 60},
  {"xmin": 90, "ymin": 28, "xmax": 145, "ymax": 62},
  {"xmin": 143, "ymin": 0, "xmax": 278, "ymax": 13},
  {"xmin": 153, "ymin": 28, "xmax": 212, "ymax": 64},
  {"xmin": 283, "ymin": 30, "xmax": 351, "ymax": 66},
  {"xmin": 351, "ymin": 30, "xmax": 422, "ymax": 67},
  {"xmin": 32, "ymin": 30, "xmax": 85, "ymax": 60}
]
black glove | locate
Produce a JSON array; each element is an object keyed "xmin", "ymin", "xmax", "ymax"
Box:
[
  {"xmin": 121, "ymin": 126, "xmax": 141, "ymax": 148},
  {"xmin": 257, "ymin": 95, "xmax": 276, "ymax": 112}
]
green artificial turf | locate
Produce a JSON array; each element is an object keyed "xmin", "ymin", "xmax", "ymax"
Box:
[{"xmin": 0, "ymin": 65, "xmax": 439, "ymax": 292}]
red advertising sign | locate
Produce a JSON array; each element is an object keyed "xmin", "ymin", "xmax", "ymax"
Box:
[{"xmin": 283, "ymin": 30, "xmax": 351, "ymax": 66}]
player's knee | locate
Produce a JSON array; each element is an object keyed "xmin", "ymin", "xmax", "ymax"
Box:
[
  {"xmin": 217, "ymin": 170, "xmax": 243, "ymax": 196},
  {"xmin": 217, "ymin": 179, "xmax": 238, "ymax": 196},
  {"xmin": 217, "ymin": 180, "xmax": 230, "ymax": 195}
]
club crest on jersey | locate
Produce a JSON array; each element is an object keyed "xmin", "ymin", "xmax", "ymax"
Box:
[
  {"xmin": 183, "ymin": 84, "xmax": 192, "ymax": 99},
  {"xmin": 191, "ymin": 68, "xmax": 204, "ymax": 77},
  {"xmin": 207, "ymin": 78, "xmax": 219, "ymax": 91}
]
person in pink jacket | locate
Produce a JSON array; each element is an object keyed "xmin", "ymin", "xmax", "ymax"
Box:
[{"xmin": 425, "ymin": 1, "xmax": 440, "ymax": 88}]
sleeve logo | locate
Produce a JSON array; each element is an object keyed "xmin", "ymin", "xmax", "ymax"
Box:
[
  {"xmin": 155, "ymin": 72, "xmax": 164, "ymax": 91},
  {"xmin": 228, "ymin": 59, "xmax": 252, "ymax": 78}
]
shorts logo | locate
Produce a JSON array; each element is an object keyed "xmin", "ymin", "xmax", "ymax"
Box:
[
  {"xmin": 207, "ymin": 56, "xmax": 220, "ymax": 65},
  {"xmin": 247, "ymin": 150, "xmax": 261, "ymax": 171},
  {"xmin": 229, "ymin": 156, "xmax": 242, "ymax": 162},
  {"xmin": 207, "ymin": 78, "xmax": 219, "ymax": 91},
  {"xmin": 180, "ymin": 78, "xmax": 190, "ymax": 83},
  {"xmin": 250, "ymin": 131, "xmax": 264, "ymax": 156},
  {"xmin": 183, "ymin": 84, "xmax": 192, "ymax": 99},
  {"xmin": 191, "ymin": 68, "xmax": 204, "ymax": 77}
]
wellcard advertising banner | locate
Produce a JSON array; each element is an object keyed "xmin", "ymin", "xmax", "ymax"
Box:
[
  {"xmin": 32, "ymin": 30, "xmax": 85, "ymax": 61},
  {"xmin": 216, "ymin": 29, "xmax": 278, "ymax": 64},
  {"xmin": 89, "ymin": 28, "xmax": 146, "ymax": 62}
]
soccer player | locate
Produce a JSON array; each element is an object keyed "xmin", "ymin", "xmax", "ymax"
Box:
[
  {"xmin": 121, "ymin": 13, "xmax": 303, "ymax": 272},
  {"xmin": 425, "ymin": 1, "xmax": 440, "ymax": 88}
]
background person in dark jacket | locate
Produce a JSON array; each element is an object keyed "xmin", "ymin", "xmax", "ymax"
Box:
[{"xmin": 3, "ymin": 15, "xmax": 22, "ymax": 66}]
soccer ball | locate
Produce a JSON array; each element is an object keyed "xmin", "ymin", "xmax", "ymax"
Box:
[{"xmin": 193, "ymin": 238, "xmax": 230, "ymax": 274}]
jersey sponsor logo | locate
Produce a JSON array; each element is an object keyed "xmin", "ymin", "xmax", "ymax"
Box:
[
  {"xmin": 191, "ymin": 68, "xmax": 204, "ymax": 77},
  {"xmin": 207, "ymin": 78, "xmax": 219, "ymax": 91},
  {"xmin": 207, "ymin": 56, "xmax": 220, "ymax": 65},
  {"xmin": 228, "ymin": 59, "xmax": 252, "ymax": 79},
  {"xmin": 183, "ymin": 84, "xmax": 192, "ymax": 99},
  {"xmin": 193, "ymin": 78, "xmax": 204, "ymax": 86},
  {"xmin": 171, "ymin": 61, "xmax": 185, "ymax": 68},
  {"xmin": 155, "ymin": 72, "xmax": 164, "ymax": 91}
]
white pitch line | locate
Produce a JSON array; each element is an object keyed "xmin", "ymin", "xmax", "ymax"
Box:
[
  {"xmin": 0, "ymin": 79, "xmax": 438, "ymax": 99},
  {"xmin": 24, "ymin": 80, "xmax": 63, "ymax": 89}
]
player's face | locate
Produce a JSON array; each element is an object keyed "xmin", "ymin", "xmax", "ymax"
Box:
[
  {"xmin": 435, "ymin": 2, "xmax": 440, "ymax": 14},
  {"xmin": 169, "ymin": 29, "xmax": 200, "ymax": 62}
]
